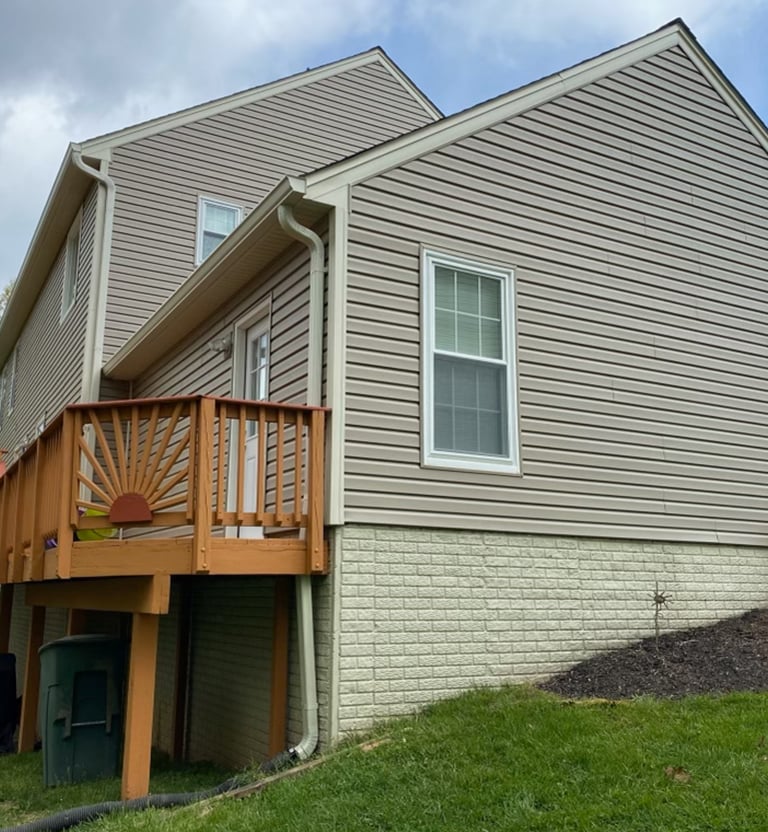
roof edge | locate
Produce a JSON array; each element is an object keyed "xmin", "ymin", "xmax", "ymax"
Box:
[
  {"xmin": 675, "ymin": 23, "xmax": 768, "ymax": 155},
  {"xmin": 82, "ymin": 47, "xmax": 408, "ymax": 156},
  {"xmin": 303, "ymin": 21, "xmax": 691, "ymax": 197},
  {"xmin": 0, "ymin": 145, "xmax": 84, "ymax": 366},
  {"xmin": 103, "ymin": 175, "xmax": 307, "ymax": 380}
]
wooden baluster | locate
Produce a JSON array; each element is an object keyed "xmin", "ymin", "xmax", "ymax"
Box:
[
  {"xmin": 30, "ymin": 441, "xmax": 45, "ymax": 581},
  {"xmin": 275, "ymin": 410, "xmax": 285, "ymax": 525},
  {"xmin": 293, "ymin": 412, "xmax": 304, "ymax": 526},
  {"xmin": 215, "ymin": 403, "xmax": 227, "ymax": 524},
  {"xmin": 256, "ymin": 409, "xmax": 266, "ymax": 523},
  {"xmin": 186, "ymin": 402, "xmax": 198, "ymax": 523},
  {"xmin": 11, "ymin": 459, "xmax": 25, "ymax": 584},
  {"xmin": 237, "ymin": 405, "xmax": 246, "ymax": 524},
  {"xmin": 192, "ymin": 398, "xmax": 215, "ymax": 573},
  {"xmin": 306, "ymin": 410, "xmax": 325, "ymax": 573}
]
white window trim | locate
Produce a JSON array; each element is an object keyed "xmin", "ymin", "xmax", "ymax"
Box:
[
  {"xmin": 421, "ymin": 248, "xmax": 520, "ymax": 475},
  {"xmin": 61, "ymin": 211, "xmax": 82, "ymax": 321},
  {"xmin": 195, "ymin": 196, "xmax": 243, "ymax": 265}
]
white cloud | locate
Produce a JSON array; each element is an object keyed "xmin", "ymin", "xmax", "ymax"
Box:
[{"xmin": 405, "ymin": 0, "xmax": 763, "ymax": 51}]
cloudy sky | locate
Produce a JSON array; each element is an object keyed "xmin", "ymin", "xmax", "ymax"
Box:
[{"xmin": 1, "ymin": 0, "xmax": 766, "ymax": 290}]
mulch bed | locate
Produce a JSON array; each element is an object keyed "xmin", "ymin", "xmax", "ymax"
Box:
[{"xmin": 539, "ymin": 609, "xmax": 768, "ymax": 699}]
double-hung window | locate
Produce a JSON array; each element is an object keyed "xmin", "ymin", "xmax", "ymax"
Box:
[
  {"xmin": 196, "ymin": 197, "xmax": 242, "ymax": 264},
  {"xmin": 422, "ymin": 249, "xmax": 519, "ymax": 473},
  {"xmin": 61, "ymin": 215, "xmax": 81, "ymax": 320}
]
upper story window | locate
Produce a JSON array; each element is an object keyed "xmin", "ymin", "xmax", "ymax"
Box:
[
  {"xmin": 61, "ymin": 213, "xmax": 82, "ymax": 320},
  {"xmin": 196, "ymin": 197, "xmax": 242, "ymax": 264},
  {"xmin": 421, "ymin": 249, "xmax": 519, "ymax": 474}
]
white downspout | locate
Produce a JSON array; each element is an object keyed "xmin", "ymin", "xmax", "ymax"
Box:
[
  {"xmin": 276, "ymin": 203, "xmax": 324, "ymax": 761},
  {"xmin": 72, "ymin": 150, "xmax": 116, "ymax": 404}
]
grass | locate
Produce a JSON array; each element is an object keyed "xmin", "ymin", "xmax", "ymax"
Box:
[
  {"xmin": 0, "ymin": 752, "xmax": 231, "ymax": 828},
  {"xmin": 4, "ymin": 686, "xmax": 768, "ymax": 831}
]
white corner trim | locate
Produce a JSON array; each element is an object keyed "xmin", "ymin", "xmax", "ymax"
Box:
[
  {"xmin": 305, "ymin": 26, "xmax": 682, "ymax": 198},
  {"xmin": 323, "ymin": 187, "xmax": 350, "ymax": 527}
]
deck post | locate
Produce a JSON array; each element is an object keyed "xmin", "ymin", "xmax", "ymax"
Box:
[
  {"xmin": 192, "ymin": 398, "xmax": 214, "ymax": 573},
  {"xmin": 268, "ymin": 577, "xmax": 291, "ymax": 756},
  {"xmin": 0, "ymin": 584, "xmax": 14, "ymax": 653},
  {"xmin": 122, "ymin": 612, "xmax": 159, "ymax": 799},
  {"xmin": 66, "ymin": 609, "xmax": 88, "ymax": 636},
  {"xmin": 18, "ymin": 605, "xmax": 46, "ymax": 752}
]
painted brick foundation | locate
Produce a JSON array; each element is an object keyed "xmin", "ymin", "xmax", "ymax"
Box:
[{"xmin": 332, "ymin": 525, "xmax": 768, "ymax": 733}]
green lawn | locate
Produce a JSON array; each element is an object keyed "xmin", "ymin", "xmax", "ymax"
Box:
[
  {"xmin": 4, "ymin": 686, "xmax": 768, "ymax": 831},
  {"xmin": 0, "ymin": 752, "xmax": 230, "ymax": 828}
]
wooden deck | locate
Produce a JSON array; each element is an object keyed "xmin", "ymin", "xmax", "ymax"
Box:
[
  {"xmin": 0, "ymin": 395, "xmax": 328, "ymax": 585},
  {"xmin": 0, "ymin": 395, "xmax": 327, "ymax": 800}
]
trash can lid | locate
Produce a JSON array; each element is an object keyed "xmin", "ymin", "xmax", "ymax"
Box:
[{"xmin": 39, "ymin": 634, "xmax": 123, "ymax": 655}]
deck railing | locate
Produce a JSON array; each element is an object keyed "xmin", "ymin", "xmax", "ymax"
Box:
[{"xmin": 0, "ymin": 396, "xmax": 326, "ymax": 583}]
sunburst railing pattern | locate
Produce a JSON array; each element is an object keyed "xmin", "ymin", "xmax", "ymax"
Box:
[{"xmin": 0, "ymin": 396, "xmax": 327, "ymax": 583}]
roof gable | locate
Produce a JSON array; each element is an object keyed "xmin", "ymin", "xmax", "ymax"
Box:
[
  {"xmin": 304, "ymin": 20, "xmax": 768, "ymax": 200},
  {"xmin": 81, "ymin": 48, "xmax": 442, "ymax": 159}
]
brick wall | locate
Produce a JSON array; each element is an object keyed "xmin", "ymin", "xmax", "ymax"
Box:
[{"xmin": 333, "ymin": 525, "xmax": 768, "ymax": 734}]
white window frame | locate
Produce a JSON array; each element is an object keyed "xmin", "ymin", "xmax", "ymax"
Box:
[
  {"xmin": 421, "ymin": 248, "xmax": 520, "ymax": 474},
  {"xmin": 61, "ymin": 212, "xmax": 82, "ymax": 321},
  {"xmin": 196, "ymin": 196, "xmax": 242, "ymax": 265}
]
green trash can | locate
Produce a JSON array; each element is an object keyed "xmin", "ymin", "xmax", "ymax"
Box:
[{"xmin": 38, "ymin": 635, "xmax": 126, "ymax": 785}]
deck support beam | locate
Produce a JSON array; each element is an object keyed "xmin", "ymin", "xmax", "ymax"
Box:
[
  {"xmin": 122, "ymin": 612, "xmax": 160, "ymax": 799},
  {"xmin": 66, "ymin": 609, "xmax": 88, "ymax": 635},
  {"xmin": 18, "ymin": 605, "xmax": 45, "ymax": 752}
]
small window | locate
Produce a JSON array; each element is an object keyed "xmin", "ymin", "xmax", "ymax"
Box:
[
  {"xmin": 196, "ymin": 197, "xmax": 242, "ymax": 264},
  {"xmin": 422, "ymin": 249, "xmax": 519, "ymax": 474},
  {"xmin": 61, "ymin": 215, "xmax": 81, "ymax": 320}
]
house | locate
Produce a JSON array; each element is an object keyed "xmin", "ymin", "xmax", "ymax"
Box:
[{"xmin": 2, "ymin": 18, "xmax": 768, "ymax": 799}]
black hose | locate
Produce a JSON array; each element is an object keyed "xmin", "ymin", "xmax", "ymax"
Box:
[{"xmin": 1, "ymin": 777, "xmax": 241, "ymax": 832}]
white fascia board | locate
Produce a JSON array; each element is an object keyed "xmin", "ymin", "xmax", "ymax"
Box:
[
  {"xmin": 377, "ymin": 50, "xmax": 443, "ymax": 121},
  {"xmin": 304, "ymin": 25, "xmax": 683, "ymax": 199},
  {"xmin": 103, "ymin": 175, "xmax": 307, "ymax": 379},
  {"xmin": 676, "ymin": 27, "xmax": 768, "ymax": 155},
  {"xmin": 0, "ymin": 144, "xmax": 81, "ymax": 365},
  {"xmin": 81, "ymin": 48, "xmax": 389, "ymax": 157}
]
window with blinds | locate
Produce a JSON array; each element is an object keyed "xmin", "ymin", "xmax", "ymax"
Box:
[
  {"xmin": 196, "ymin": 197, "xmax": 242, "ymax": 264},
  {"xmin": 422, "ymin": 250, "xmax": 519, "ymax": 474}
]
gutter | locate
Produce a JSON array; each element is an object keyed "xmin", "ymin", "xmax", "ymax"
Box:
[
  {"xmin": 275, "ymin": 203, "xmax": 325, "ymax": 762},
  {"xmin": 71, "ymin": 152, "xmax": 116, "ymax": 403}
]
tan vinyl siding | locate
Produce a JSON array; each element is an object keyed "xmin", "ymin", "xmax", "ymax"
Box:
[
  {"xmin": 104, "ymin": 61, "xmax": 435, "ymax": 361},
  {"xmin": 343, "ymin": 46, "xmax": 768, "ymax": 545},
  {"xmin": 184, "ymin": 577, "xmax": 275, "ymax": 768},
  {"xmin": 0, "ymin": 185, "xmax": 98, "ymax": 458},
  {"xmin": 133, "ymin": 242, "xmax": 311, "ymax": 402}
]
